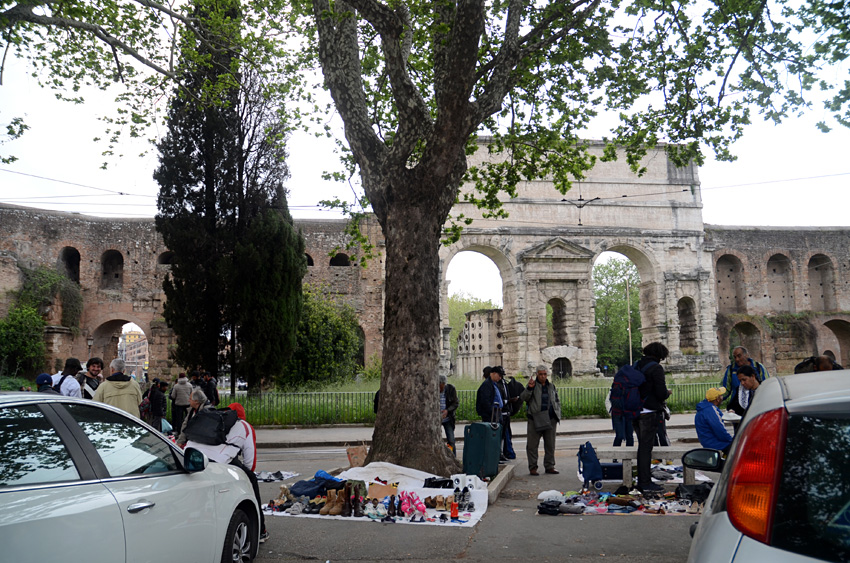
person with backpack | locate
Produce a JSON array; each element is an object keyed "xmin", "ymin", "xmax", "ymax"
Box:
[
  {"xmin": 147, "ymin": 379, "xmax": 168, "ymax": 432},
  {"xmin": 184, "ymin": 402, "xmax": 269, "ymax": 543},
  {"xmin": 608, "ymin": 363, "xmax": 639, "ymax": 447},
  {"xmin": 632, "ymin": 342, "xmax": 670, "ymax": 493},
  {"xmin": 176, "ymin": 387, "xmax": 213, "ymax": 447},
  {"xmin": 52, "ymin": 358, "xmax": 83, "ymax": 397}
]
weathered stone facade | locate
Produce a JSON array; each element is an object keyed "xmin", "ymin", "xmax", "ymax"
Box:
[
  {"xmin": 0, "ymin": 206, "xmax": 386, "ymax": 378},
  {"xmin": 705, "ymin": 226, "xmax": 850, "ymax": 374},
  {"xmin": 2, "ymin": 141, "xmax": 848, "ymax": 379}
]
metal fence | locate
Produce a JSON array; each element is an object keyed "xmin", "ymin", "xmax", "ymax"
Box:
[{"xmin": 219, "ymin": 382, "xmax": 715, "ymax": 427}]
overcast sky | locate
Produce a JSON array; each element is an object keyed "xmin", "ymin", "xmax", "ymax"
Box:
[{"xmin": 2, "ymin": 55, "xmax": 849, "ymax": 309}]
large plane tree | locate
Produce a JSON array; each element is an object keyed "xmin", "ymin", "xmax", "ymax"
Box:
[
  {"xmin": 289, "ymin": 0, "xmax": 849, "ymax": 475},
  {"xmin": 3, "ymin": 0, "xmax": 849, "ymax": 475}
]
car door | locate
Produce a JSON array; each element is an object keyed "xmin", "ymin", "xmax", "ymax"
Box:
[
  {"xmin": 0, "ymin": 402, "xmax": 126, "ymax": 562},
  {"xmin": 58, "ymin": 403, "xmax": 218, "ymax": 563}
]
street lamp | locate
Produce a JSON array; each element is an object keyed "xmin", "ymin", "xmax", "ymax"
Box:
[{"xmin": 86, "ymin": 335, "xmax": 94, "ymax": 359}]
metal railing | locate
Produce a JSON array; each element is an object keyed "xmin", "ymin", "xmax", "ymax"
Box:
[{"xmin": 215, "ymin": 381, "xmax": 714, "ymax": 427}]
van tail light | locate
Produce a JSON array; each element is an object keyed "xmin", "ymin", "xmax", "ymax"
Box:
[{"xmin": 726, "ymin": 407, "xmax": 788, "ymax": 544}]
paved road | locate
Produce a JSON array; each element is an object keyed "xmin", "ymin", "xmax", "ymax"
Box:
[{"xmin": 252, "ymin": 425, "xmax": 702, "ymax": 562}]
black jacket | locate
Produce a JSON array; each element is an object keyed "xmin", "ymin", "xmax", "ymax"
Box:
[
  {"xmin": 636, "ymin": 356, "xmax": 668, "ymax": 412},
  {"xmin": 476, "ymin": 379, "xmax": 500, "ymax": 422},
  {"xmin": 442, "ymin": 384, "xmax": 459, "ymax": 426},
  {"xmin": 149, "ymin": 385, "xmax": 167, "ymax": 417}
]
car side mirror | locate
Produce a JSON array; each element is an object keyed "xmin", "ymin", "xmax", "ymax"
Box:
[
  {"xmin": 682, "ymin": 448, "xmax": 724, "ymax": 472},
  {"xmin": 184, "ymin": 447, "xmax": 209, "ymax": 473}
]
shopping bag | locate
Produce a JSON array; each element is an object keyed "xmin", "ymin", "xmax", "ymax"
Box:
[{"xmin": 346, "ymin": 443, "xmax": 368, "ymax": 467}]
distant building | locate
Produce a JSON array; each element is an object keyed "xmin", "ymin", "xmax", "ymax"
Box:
[
  {"xmin": 456, "ymin": 310, "xmax": 504, "ymax": 377},
  {"xmin": 122, "ymin": 331, "xmax": 148, "ymax": 377}
]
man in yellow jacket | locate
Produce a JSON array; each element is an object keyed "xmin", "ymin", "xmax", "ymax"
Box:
[{"xmin": 93, "ymin": 358, "xmax": 144, "ymax": 418}]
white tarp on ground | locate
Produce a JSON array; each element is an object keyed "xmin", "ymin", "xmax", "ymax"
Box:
[{"xmin": 267, "ymin": 462, "xmax": 489, "ymax": 527}]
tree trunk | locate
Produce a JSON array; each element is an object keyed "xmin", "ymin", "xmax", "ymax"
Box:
[{"xmin": 366, "ymin": 176, "xmax": 462, "ymax": 477}]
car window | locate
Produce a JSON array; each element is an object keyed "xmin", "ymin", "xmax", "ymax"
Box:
[
  {"xmin": 773, "ymin": 414, "xmax": 850, "ymax": 562},
  {"xmin": 64, "ymin": 403, "xmax": 179, "ymax": 477},
  {"xmin": 0, "ymin": 404, "xmax": 81, "ymax": 487}
]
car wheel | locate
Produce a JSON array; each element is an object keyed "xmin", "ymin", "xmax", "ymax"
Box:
[{"xmin": 222, "ymin": 509, "xmax": 253, "ymax": 563}]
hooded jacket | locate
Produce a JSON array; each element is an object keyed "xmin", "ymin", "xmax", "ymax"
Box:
[
  {"xmin": 170, "ymin": 377, "xmax": 192, "ymax": 407},
  {"xmin": 92, "ymin": 372, "xmax": 143, "ymax": 418},
  {"xmin": 635, "ymin": 356, "xmax": 668, "ymax": 412},
  {"xmin": 694, "ymin": 399, "xmax": 733, "ymax": 451}
]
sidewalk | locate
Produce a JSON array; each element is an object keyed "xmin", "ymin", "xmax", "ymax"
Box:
[{"xmin": 255, "ymin": 413, "xmax": 695, "ymax": 448}]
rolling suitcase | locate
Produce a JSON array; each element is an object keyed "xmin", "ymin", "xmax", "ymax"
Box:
[{"xmin": 463, "ymin": 416, "xmax": 501, "ymax": 479}]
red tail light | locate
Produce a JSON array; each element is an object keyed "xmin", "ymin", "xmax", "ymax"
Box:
[{"xmin": 726, "ymin": 407, "xmax": 788, "ymax": 544}]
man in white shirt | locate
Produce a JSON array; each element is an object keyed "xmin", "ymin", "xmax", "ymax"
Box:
[{"xmin": 52, "ymin": 358, "xmax": 83, "ymax": 398}]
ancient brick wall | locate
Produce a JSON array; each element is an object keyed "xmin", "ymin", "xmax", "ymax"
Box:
[{"xmin": 706, "ymin": 226, "xmax": 850, "ymax": 372}]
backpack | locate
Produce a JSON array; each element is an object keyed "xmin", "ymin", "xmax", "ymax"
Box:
[
  {"xmin": 139, "ymin": 396, "xmax": 152, "ymax": 421},
  {"xmin": 52, "ymin": 374, "xmax": 72, "ymax": 395},
  {"xmin": 577, "ymin": 441, "xmax": 603, "ymax": 489},
  {"xmin": 183, "ymin": 408, "xmax": 239, "ymax": 445},
  {"xmin": 609, "ymin": 361, "xmax": 655, "ymax": 418}
]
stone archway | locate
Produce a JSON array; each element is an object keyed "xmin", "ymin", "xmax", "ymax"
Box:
[
  {"xmin": 823, "ymin": 319, "xmax": 850, "ymax": 367},
  {"xmin": 728, "ymin": 321, "xmax": 764, "ymax": 363}
]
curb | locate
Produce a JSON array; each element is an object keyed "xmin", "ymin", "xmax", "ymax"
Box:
[{"xmin": 487, "ymin": 463, "xmax": 515, "ymax": 506}]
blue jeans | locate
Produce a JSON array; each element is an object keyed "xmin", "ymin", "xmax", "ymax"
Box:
[
  {"xmin": 612, "ymin": 413, "xmax": 634, "ymax": 447},
  {"xmin": 442, "ymin": 421, "xmax": 456, "ymax": 455}
]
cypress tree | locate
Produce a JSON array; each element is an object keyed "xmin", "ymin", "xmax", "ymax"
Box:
[{"xmin": 154, "ymin": 0, "xmax": 305, "ymax": 389}]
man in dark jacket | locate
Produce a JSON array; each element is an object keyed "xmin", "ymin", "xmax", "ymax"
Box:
[
  {"xmin": 36, "ymin": 373, "xmax": 60, "ymax": 394},
  {"xmin": 633, "ymin": 342, "xmax": 670, "ymax": 493},
  {"xmin": 475, "ymin": 366, "xmax": 501, "ymax": 422},
  {"xmin": 494, "ymin": 366, "xmax": 518, "ymax": 460},
  {"xmin": 148, "ymin": 379, "xmax": 168, "ymax": 432},
  {"xmin": 439, "ymin": 375, "xmax": 459, "ymax": 454},
  {"xmin": 202, "ymin": 371, "xmax": 220, "ymax": 407}
]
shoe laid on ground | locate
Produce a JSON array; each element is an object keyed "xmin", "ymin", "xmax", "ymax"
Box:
[
  {"xmin": 259, "ymin": 531, "xmax": 270, "ymax": 543},
  {"xmin": 638, "ymin": 483, "xmax": 665, "ymax": 493},
  {"xmin": 545, "ymin": 468, "xmax": 560, "ymax": 475},
  {"xmin": 529, "ymin": 469, "xmax": 540, "ymax": 476}
]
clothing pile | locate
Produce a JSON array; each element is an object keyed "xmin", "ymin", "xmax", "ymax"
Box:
[
  {"xmin": 536, "ymin": 489, "xmax": 707, "ymax": 516},
  {"xmin": 265, "ymin": 462, "xmax": 489, "ymax": 527},
  {"xmin": 255, "ymin": 470, "xmax": 299, "ymax": 482}
]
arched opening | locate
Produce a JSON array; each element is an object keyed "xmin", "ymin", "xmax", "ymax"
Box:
[
  {"xmin": 329, "ymin": 253, "xmax": 350, "ymax": 266},
  {"xmin": 716, "ymin": 254, "xmax": 746, "ymax": 314},
  {"xmin": 306, "ymin": 253, "xmax": 314, "ymax": 267},
  {"xmin": 89, "ymin": 321, "xmax": 148, "ymax": 383},
  {"xmin": 157, "ymin": 251, "xmax": 174, "ymax": 265},
  {"xmin": 547, "ymin": 298, "xmax": 568, "ymax": 346},
  {"xmin": 767, "ymin": 254, "xmax": 794, "ymax": 313},
  {"xmin": 677, "ymin": 297, "xmax": 698, "ymax": 353},
  {"xmin": 824, "ymin": 319, "xmax": 850, "ymax": 367},
  {"xmin": 808, "ymin": 254, "xmax": 836, "ymax": 312},
  {"xmin": 445, "ymin": 250, "xmax": 504, "ymax": 377},
  {"xmin": 552, "ymin": 357, "xmax": 572, "ymax": 379},
  {"xmin": 58, "ymin": 246, "xmax": 81, "ymax": 284},
  {"xmin": 100, "ymin": 250, "xmax": 124, "ymax": 290},
  {"xmin": 728, "ymin": 321, "xmax": 763, "ymax": 365},
  {"xmin": 592, "ymin": 251, "xmax": 642, "ymax": 371}
]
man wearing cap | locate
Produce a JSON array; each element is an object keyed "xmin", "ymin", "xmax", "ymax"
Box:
[
  {"xmin": 520, "ymin": 365, "xmax": 562, "ymax": 475},
  {"xmin": 36, "ymin": 373, "xmax": 60, "ymax": 394},
  {"xmin": 439, "ymin": 374, "xmax": 459, "ymax": 454},
  {"xmin": 52, "ymin": 358, "xmax": 83, "ymax": 397},
  {"xmin": 695, "ymin": 387, "xmax": 733, "ymax": 454}
]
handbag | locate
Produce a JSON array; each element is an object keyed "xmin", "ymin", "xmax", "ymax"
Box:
[{"xmin": 532, "ymin": 409, "xmax": 552, "ymax": 431}]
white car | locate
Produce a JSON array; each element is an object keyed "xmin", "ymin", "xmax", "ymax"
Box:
[
  {"xmin": 0, "ymin": 392, "xmax": 260, "ymax": 562},
  {"xmin": 684, "ymin": 370, "xmax": 850, "ymax": 562}
]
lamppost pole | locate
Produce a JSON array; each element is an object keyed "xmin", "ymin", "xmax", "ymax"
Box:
[{"xmin": 86, "ymin": 335, "xmax": 94, "ymax": 360}]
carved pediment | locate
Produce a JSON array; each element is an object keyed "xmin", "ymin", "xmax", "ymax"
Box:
[{"xmin": 519, "ymin": 238, "xmax": 595, "ymax": 262}]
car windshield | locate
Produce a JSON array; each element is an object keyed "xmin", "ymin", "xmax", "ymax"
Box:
[{"xmin": 772, "ymin": 414, "xmax": 850, "ymax": 562}]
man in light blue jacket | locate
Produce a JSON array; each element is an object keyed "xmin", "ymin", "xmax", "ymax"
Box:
[{"xmin": 694, "ymin": 387, "xmax": 733, "ymax": 454}]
